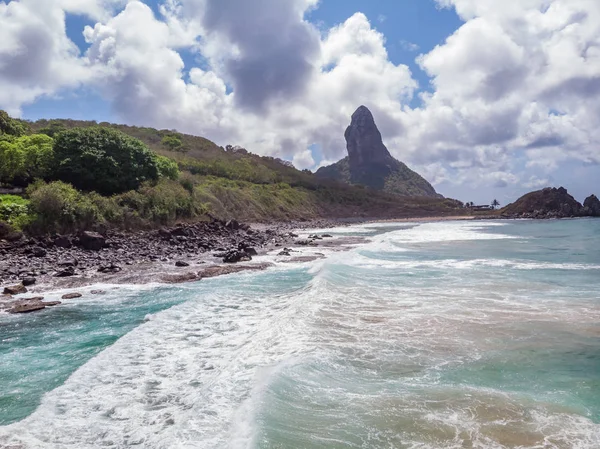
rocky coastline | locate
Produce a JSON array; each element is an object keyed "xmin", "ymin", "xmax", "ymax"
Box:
[{"xmin": 0, "ymin": 218, "xmax": 340, "ymax": 314}]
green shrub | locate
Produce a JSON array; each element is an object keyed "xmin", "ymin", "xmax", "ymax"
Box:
[
  {"xmin": 0, "ymin": 194, "xmax": 33, "ymax": 230},
  {"xmin": 0, "ymin": 134, "xmax": 53, "ymax": 185},
  {"xmin": 52, "ymin": 127, "xmax": 161, "ymax": 195},
  {"xmin": 154, "ymin": 155, "xmax": 180, "ymax": 180},
  {"xmin": 161, "ymin": 135, "xmax": 183, "ymax": 151},
  {"xmin": 26, "ymin": 181, "xmax": 103, "ymax": 234}
]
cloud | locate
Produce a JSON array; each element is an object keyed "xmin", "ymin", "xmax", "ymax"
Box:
[{"xmin": 1, "ymin": 0, "xmax": 599, "ymax": 200}]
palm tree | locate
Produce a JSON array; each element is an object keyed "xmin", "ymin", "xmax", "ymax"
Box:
[{"xmin": 491, "ymin": 199, "xmax": 500, "ymax": 209}]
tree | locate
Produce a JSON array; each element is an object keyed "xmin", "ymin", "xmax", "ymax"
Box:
[
  {"xmin": 0, "ymin": 134, "xmax": 54, "ymax": 185},
  {"xmin": 491, "ymin": 199, "xmax": 500, "ymax": 209},
  {"xmin": 53, "ymin": 127, "xmax": 162, "ymax": 195},
  {"xmin": 0, "ymin": 110, "xmax": 29, "ymax": 137},
  {"xmin": 161, "ymin": 134, "xmax": 183, "ymax": 151}
]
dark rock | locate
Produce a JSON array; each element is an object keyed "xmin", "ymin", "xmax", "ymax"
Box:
[
  {"xmin": 584, "ymin": 194, "xmax": 600, "ymax": 216},
  {"xmin": 222, "ymin": 250, "xmax": 252, "ymax": 263},
  {"xmin": 78, "ymin": 231, "xmax": 106, "ymax": 251},
  {"xmin": 321, "ymin": 234, "xmax": 333, "ymax": 238},
  {"xmin": 3, "ymin": 284, "xmax": 27, "ymax": 295},
  {"xmin": 98, "ymin": 264, "xmax": 122, "ymax": 274},
  {"xmin": 20, "ymin": 296, "xmax": 44, "ymax": 301},
  {"xmin": 278, "ymin": 250, "xmax": 291, "ymax": 256},
  {"xmin": 502, "ymin": 187, "xmax": 584, "ymax": 219},
  {"xmin": 41, "ymin": 301, "xmax": 61, "ymax": 307},
  {"xmin": 91, "ymin": 290, "xmax": 106, "ymax": 295},
  {"xmin": 175, "ymin": 261, "xmax": 190, "ymax": 267},
  {"xmin": 316, "ymin": 106, "xmax": 440, "ymax": 198},
  {"xmin": 55, "ymin": 267, "xmax": 76, "ymax": 277},
  {"xmin": 54, "ymin": 235, "xmax": 72, "ymax": 248},
  {"xmin": 58, "ymin": 258, "xmax": 78, "ymax": 267},
  {"xmin": 31, "ymin": 246, "xmax": 47, "ymax": 257},
  {"xmin": 225, "ymin": 220, "xmax": 240, "ymax": 230},
  {"xmin": 21, "ymin": 277, "xmax": 36, "ymax": 286},
  {"xmin": 62, "ymin": 292, "xmax": 82, "ymax": 299},
  {"xmin": 244, "ymin": 247, "xmax": 258, "ymax": 256}
]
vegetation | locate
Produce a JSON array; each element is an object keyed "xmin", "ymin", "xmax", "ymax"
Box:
[{"xmin": 0, "ymin": 110, "xmax": 466, "ymax": 236}]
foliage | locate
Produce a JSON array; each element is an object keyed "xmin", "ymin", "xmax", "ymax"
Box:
[
  {"xmin": 0, "ymin": 194, "xmax": 32, "ymax": 230},
  {"xmin": 0, "ymin": 110, "xmax": 29, "ymax": 137},
  {"xmin": 161, "ymin": 134, "xmax": 184, "ymax": 151},
  {"xmin": 154, "ymin": 154, "xmax": 180, "ymax": 180},
  {"xmin": 26, "ymin": 181, "xmax": 104, "ymax": 234},
  {"xmin": 0, "ymin": 134, "xmax": 54, "ymax": 185},
  {"xmin": 52, "ymin": 127, "xmax": 161, "ymax": 195},
  {"xmin": 38, "ymin": 121, "xmax": 67, "ymax": 137}
]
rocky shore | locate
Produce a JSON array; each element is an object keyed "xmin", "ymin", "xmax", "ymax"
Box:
[{"xmin": 0, "ymin": 218, "xmax": 340, "ymax": 314}]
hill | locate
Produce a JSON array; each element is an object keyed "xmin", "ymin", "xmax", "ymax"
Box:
[
  {"xmin": 316, "ymin": 106, "xmax": 440, "ymax": 198},
  {"xmin": 501, "ymin": 187, "xmax": 599, "ymax": 218},
  {"xmin": 0, "ymin": 110, "xmax": 465, "ymax": 236}
]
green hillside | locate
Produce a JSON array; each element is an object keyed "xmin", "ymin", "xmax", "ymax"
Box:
[{"xmin": 0, "ymin": 111, "xmax": 464, "ymax": 236}]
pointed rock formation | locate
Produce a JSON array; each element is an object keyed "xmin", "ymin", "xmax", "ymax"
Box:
[{"xmin": 316, "ymin": 106, "xmax": 440, "ymax": 197}]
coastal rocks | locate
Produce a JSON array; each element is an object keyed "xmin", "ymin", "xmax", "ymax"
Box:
[
  {"xmin": 583, "ymin": 195, "xmax": 600, "ymax": 216},
  {"xmin": 53, "ymin": 235, "xmax": 72, "ymax": 249},
  {"xmin": 501, "ymin": 187, "xmax": 586, "ymax": 219},
  {"xmin": 31, "ymin": 246, "xmax": 47, "ymax": 257},
  {"xmin": 91, "ymin": 290, "xmax": 106, "ymax": 295},
  {"xmin": 9, "ymin": 303, "xmax": 46, "ymax": 314},
  {"xmin": 175, "ymin": 261, "xmax": 190, "ymax": 267},
  {"xmin": 78, "ymin": 231, "xmax": 106, "ymax": 251},
  {"xmin": 3, "ymin": 284, "xmax": 27, "ymax": 295},
  {"xmin": 58, "ymin": 258, "xmax": 78, "ymax": 268},
  {"xmin": 62, "ymin": 292, "xmax": 82, "ymax": 299}
]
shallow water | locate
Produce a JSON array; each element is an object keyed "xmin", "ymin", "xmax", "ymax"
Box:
[{"xmin": 1, "ymin": 219, "xmax": 599, "ymax": 448}]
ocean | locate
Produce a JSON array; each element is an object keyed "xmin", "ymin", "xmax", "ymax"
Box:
[{"xmin": 1, "ymin": 219, "xmax": 599, "ymax": 448}]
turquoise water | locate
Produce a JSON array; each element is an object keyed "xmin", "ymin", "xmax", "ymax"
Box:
[{"xmin": 0, "ymin": 219, "xmax": 599, "ymax": 448}]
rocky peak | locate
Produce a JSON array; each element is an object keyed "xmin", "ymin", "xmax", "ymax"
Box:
[{"xmin": 344, "ymin": 105, "xmax": 393, "ymax": 169}]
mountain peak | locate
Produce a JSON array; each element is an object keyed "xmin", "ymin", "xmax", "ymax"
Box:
[
  {"xmin": 345, "ymin": 106, "xmax": 392, "ymax": 169},
  {"xmin": 316, "ymin": 106, "xmax": 441, "ymax": 198}
]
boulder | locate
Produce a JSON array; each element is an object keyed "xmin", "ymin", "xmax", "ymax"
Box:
[
  {"xmin": 225, "ymin": 220, "xmax": 240, "ymax": 230},
  {"xmin": 175, "ymin": 261, "xmax": 190, "ymax": 267},
  {"xmin": 54, "ymin": 235, "xmax": 72, "ymax": 249},
  {"xmin": 222, "ymin": 250, "xmax": 252, "ymax": 264},
  {"xmin": 41, "ymin": 301, "xmax": 61, "ymax": 307},
  {"xmin": 3, "ymin": 284, "xmax": 27, "ymax": 295},
  {"xmin": 78, "ymin": 231, "xmax": 106, "ymax": 251},
  {"xmin": 31, "ymin": 246, "xmax": 47, "ymax": 257},
  {"xmin": 21, "ymin": 277, "xmax": 36, "ymax": 286},
  {"xmin": 62, "ymin": 292, "xmax": 82, "ymax": 299},
  {"xmin": 91, "ymin": 290, "xmax": 106, "ymax": 295},
  {"xmin": 58, "ymin": 258, "xmax": 78, "ymax": 267},
  {"xmin": 98, "ymin": 263, "xmax": 122, "ymax": 274}
]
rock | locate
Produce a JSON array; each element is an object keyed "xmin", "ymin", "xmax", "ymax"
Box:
[
  {"xmin": 41, "ymin": 301, "xmax": 61, "ymax": 307},
  {"xmin": 91, "ymin": 290, "xmax": 106, "ymax": 295},
  {"xmin": 222, "ymin": 250, "xmax": 252, "ymax": 263},
  {"xmin": 278, "ymin": 250, "xmax": 291, "ymax": 256},
  {"xmin": 321, "ymin": 234, "xmax": 333, "ymax": 238},
  {"xmin": 55, "ymin": 267, "xmax": 76, "ymax": 277},
  {"xmin": 20, "ymin": 297, "xmax": 44, "ymax": 301},
  {"xmin": 78, "ymin": 231, "xmax": 106, "ymax": 251},
  {"xmin": 502, "ymin": 187, "xmax": 584, "ymax": 219},
  {"xmin": 175, "ymin": 260, "xmax": 190, "ymax": 267},
  {"xmin": 3, "ymin": 284, "xmax": 27, "ymax": 295},
  {"xmin": 244, "ymin": 247, "xmax": 258, "ymax": 256},
  {"xmin": 316, "ymin": 106, "xmax": 440, "ymax": 198},
  {"xmin": 308, "ymin": 234, "xmax": 323, "ymax": 240},
  {"xmin": 9, "ymin": 303, "xmax": 46, "ymax": 314},
  {"xmin": 160, "ymin": 272, "xmax": 201, "ymax": 284},
  {"xmin": 21, "ymin": 277, "xmax": 36, "ymax": 286},
  {"xmin": 98, "ymin": 264, "xmax": 122, "ymax": 274},
  {"xmin": 58, "ymin": 258, "xmax": 78, "ymax": 267},
  {"xmin": 584, "ymin": 194, "xmax": 600, "ymax": 216},
  {"xmin": 225, "ymin": 220, "xmax": 239, "ymax": 230},
  {"xmin": 62, "ymin": 292, "xmax": 82, "ymax": 299},
  {"xmin": 54, "ymin": 235, "xmax": 72, "ymax": 248},
  {"xmin": 31, "ymin": 246, "xmax": 47, "ymax": 257}
]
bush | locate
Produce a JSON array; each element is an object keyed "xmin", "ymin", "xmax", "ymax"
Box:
[
  {"xmin": 52, "ymin": 127, "xmax": 161, "ymax": 195},
  {"xmin": 161, "ymin": 135, "xmax": 183, "ymax": 151},
  {"xmin": 26, "ymin": 181, "xmax": 103, "ymax": 234},
  {"xmin": 0, "ymin": 194, "xmax": 33, "ymax": 230},
  {"xmin": 155, "ymin": 155, "xmax": 180, "ymax": 180},
  {"xmin": 0, "ymin": 134, "xmax": 54, "ymax": 185}
]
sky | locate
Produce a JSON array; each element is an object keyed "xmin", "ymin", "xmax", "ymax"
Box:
[{"xmin": 1, "ymin": 0, "xmax": 599, "ymax": 205}]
